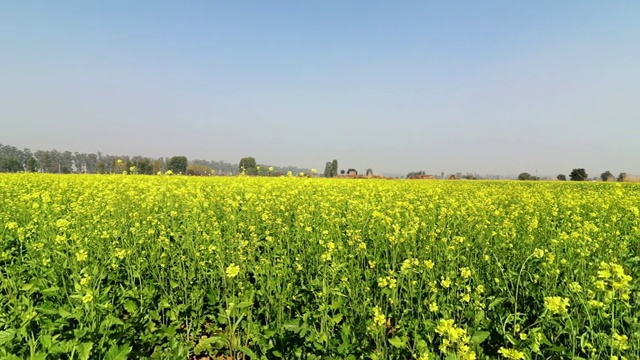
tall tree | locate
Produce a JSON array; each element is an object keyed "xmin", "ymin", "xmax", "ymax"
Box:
[
  {"xmin": 600, "ymin": 171, "xmax": 614, "ymax": 182},
  {"xmin": 324, "ymin": 162, "xmax": 332, "ymax": 177},
  {"xmin": 239, "ymin": 157, "xmax": 257, "ymax": 175},
  {"xmin": 366, "ymin": 168, "xmax": 373, "ymax": 177},
  {"xmin": 569, "ymin": 168, "xmax": 588, "ymax": 181},
  {"xmin": 617, "ymin": 172, "xmax": 627, "ymax": 182},
  {"xmin": 26, "ymin": 157, "xmax": 39, "ymax": 172},
  {"xmin": 330, "ymin": 159, "xmax": 338, "ymax": 178},
  {"xmin": 0, "ymin": 158, "xmax": 22, "ymax": 172},
  {"xmin": 518, "ymin": 172, "xmax": 532, "ymax": 180},
  {"xmin": 152, "ymin": 159, "xmax": 165, "ymax": 174},
  {"xmin": 167, "ymin": 156, "xmax": 188, "ymax": 174}
]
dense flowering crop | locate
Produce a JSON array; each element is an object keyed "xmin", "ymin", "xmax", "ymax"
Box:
[{"xmin": 0, "ymin": 174, "xmax": 639, "ymax": 359}]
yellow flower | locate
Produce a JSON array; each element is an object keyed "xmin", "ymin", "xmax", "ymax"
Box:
[
  {"xmin": 544, "ymin": 296, "xmax": 570, "ymax": 315},
  {"xmin": 5, "ymin": 222, "xmax": 18, "ymax": 230},
  {"xmin": 372, "ymin": 306, "xmax": 386, "ymax": 327},
  {"xmin": 82, "ymin": 291, "xmax": 94, "ymax": 303},
  {"xmin": 568, "ymin": 282, "xmax": 582, "ymax": 293},
  {"xmin": 76, "ymin": 249, "xmax": 88, "ymax": 262},
  {"xmin": 498, "ymin": 347, "xmax": 525, "ymax": 359},
  {"xmin": 80, "ymin": 275, "xmax": 91, "ymax": 286},
  {"xmin": 533, "ymin": 248, "xmax": 545, "ymax": 259},
  {"xmin": 429, "ymin": 302, "xmax": 439, "ymax": 312},
  {"xmin": 424, "ymin": 260, "xmax": 435, "ymax": 269},
  {"xmin": 225, "ymin": 263, "xmax": 240, "ymax": 278},
  {"xmin": 441, "ymin": 277, "xmax": 452, "ymax": 288},
  {"xmin": 460, "ymin": 267, "xmax": 472, "ymax": 279},
  {"xmin": 611, "ymin": 333, "xmax": 630, "ymax": 351}
]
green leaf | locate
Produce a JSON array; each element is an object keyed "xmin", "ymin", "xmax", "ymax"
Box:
[
  {"xmin": 58, "ymin": 307, "xmax": 74, "ymax": 319},
  {"xmin": 193, "ymin": 336, "xmax": 226, "ymax": 355},
  {"xmin": 0, "ymin": 329, "xmax": 16, "ymax": 346},
  {"xmin": 282, "ymin": 319, "xmax": 302, "ymax": 333},
  {"xmin": 388, "ymin": 336, "xmax": 406, "ymax": 348},
  {"xmin": 123, "ymin": 300, "xmax": 138, "ymax": 315},
  {"xmin": 36, "ymin": 305, "xmax": 59, "ymax": 315},
  {"xmin": 471, "ymin": 331, "xmax": 490, "ymax": 345},
  {"xmin": 76, "ymin": 342, "xmax": 93, "ymax": 360},
  {"xmin": 21, "ymin": 283, "xmax": 36, "ymax": 292},
  {"xmin": 30, "ymin": 353, "xmax": 48, "ymax": 360},
  {"xmin": 504, "ymin": 332, "xmax": 516, "ymax": 345},
  {"xmin": 41, "ymin": 287, "xmax": 60, "ymax": 297},
  {"xmin": 238, "ymin": 346, "xmax": 258, "ymax": 358},
  {"xmin": 104, "ymin": 344, "xmax": 132, "ymax": 360},
  {"xmin": 101, "ymin": 315, "xmax": 124, "ymax": 329},
  {"xmin": 489, "ymin": 297, "xmax": 505, "ymax": 310},
  {"xmin": 236, "ymin": 301, "xmax": 253, "ymax": 309},
  {"xmin": 331, "ymin": 313, "xmax": 343, "ymax": 324}
]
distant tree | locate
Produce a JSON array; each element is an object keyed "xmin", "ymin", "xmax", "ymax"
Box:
[
  {"xmin": 324, "ymin": 162, "xmax": 332, "ymax": 177},
  {"xmin": 557, "ymin": 174, "xmax": 567, "ymax": 181},
  {"xmin": 186, "ymin": 163, "xmax": 214, "ymax": 176},
  {"xmin": 330, "ymin": 160, "xmax": 338, "ymax": 178},
  {"xmin": 137, "ymin": 158, "xmax": 153, "ymax": 175},
  {"xmin": 600, "ymin": 171, "xmax": 615, "ymax": 182},
  {"xmin": 518, "ymin": 172, "xmax": 533, "ymax": 180},
  {"xmin": 239, "ymin": 157, "xmax": 257, "ymax": 175},
  {"xmin": 366, "ymin": 168, "xmax": 373, "ymax": 177},
  {"xmin": 617, "ymin": 172, "xmax": 628, "ymax": 182},
  {"xmin": 0, "ymin": 158, "xmax": 22, "ymax": 172},
  {"xmin": 167, "ymin": 156, "xmax": 188, "ymax": 174},
  {"xmin": 96, "ymin": 162, "xmax": 106, "ymax": 174},
  {"xmin": 152, "ymin": 159, "xmax": 164, "ymax": 174},
  {"xmin": 569, "ymin": 168, "xmax": 588, "ymax": 181},
  {"xmin": 347, "ymin": 168, "xmax": 358, "ymax": 176},
  {"xmin": 26, "ymin": 157, "xmax": 39, "ymax": 172},
  {"xmin": 340, "ymin": 169, "xmax": 345, "ymax": 175}
]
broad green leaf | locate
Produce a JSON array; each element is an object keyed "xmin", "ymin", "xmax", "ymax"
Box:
[
  {"xmin": 104, "ymin": 344, "xmax": 132, "ymax": 360},
  {"xmin": 123, "ymin": 300, "xmax": 138, "ymax": 315},
  {"xmin": 76, "ymin": 342, "xmax": 93, "ymax": 360},
  {"xmin": 471, "ymin": 331, "xmax": 490, "ymax": 345},
  {"xmin": 331, "ymin": 313, "xmax": 343, "ymax": 324},
  {"xmin": 239, "ymin": 346, "xmax": 258, "ymax": 358},
  {"xmin": 388, "ymin": 336, "xmax": 406, "ymax": 348},
  {"xmin": 41, "ymin": 287, "xmax": 60, "ymax": 297},
  {"xmin": 193, "ymin": 336, "xmax": 226, "ymax": 355},
  {"xmin": 58, "ymin": 308, "xmax": 73, "ymax": 319},
  {"xmin": 236, "ymin": 301, "xmax": 253, "ymax": 309},
  {"xmin": 282, "ymin": 319, "xmax": 301, "ymax": 332},
  {"xmin": 0, "ymin": 329, "xmax": 16, "ymax": 345},
  {"xmin": 36, "ymin": 305, "xmax": 58, "ymax": 315}
]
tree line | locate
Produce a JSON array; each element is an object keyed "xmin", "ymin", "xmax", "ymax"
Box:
[
  {"xmin": 518, "ymin": 168, "xmax": 629, "ymax": 182},
  {"xmin": 0, "ymin": 144, "xmax": 309, "ymax": 176}
]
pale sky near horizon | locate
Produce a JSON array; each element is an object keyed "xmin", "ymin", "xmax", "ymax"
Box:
[{"xmin": 1, "ymin": 1, "xmax": 639, "ymax": 176}]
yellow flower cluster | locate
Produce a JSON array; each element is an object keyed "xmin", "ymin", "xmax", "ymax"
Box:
[
  {"xmin": 543, "ymin": 296, "xmax": 570, "ymax": 316},
  {"xmin": 435, "ymin": 319, "xmax": 476, "ymax": 360}
]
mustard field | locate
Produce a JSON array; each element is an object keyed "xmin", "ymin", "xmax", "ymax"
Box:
[{"xmin": 1, "ymin": 174, "xmax": 638, "ymax": 359}]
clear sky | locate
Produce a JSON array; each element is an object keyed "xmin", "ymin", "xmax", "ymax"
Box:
[{"xmin": 1, "ymin": 1, "xmax": 639, "ymax": 176}]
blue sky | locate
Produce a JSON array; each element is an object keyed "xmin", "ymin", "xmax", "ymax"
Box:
[{"xmin": 1, "ymin": 1, "xmax": 639, "ymax": 176}]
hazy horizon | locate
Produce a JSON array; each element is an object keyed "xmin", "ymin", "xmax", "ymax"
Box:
[{"xmin": 2, "ymin": 1, "xmax": 639, "ymax": 176}]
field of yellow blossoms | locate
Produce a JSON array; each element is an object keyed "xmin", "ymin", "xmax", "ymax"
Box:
[{"xmin": 1, "ymin": 173, "xmax": 639, "ymax": 359}]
